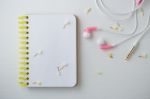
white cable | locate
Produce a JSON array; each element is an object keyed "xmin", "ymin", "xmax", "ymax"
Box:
[
  {"xmin": 95, "ymin": 0, "xmax": 150, "ymax": 50},
  {"xmin": 102, "ymin": 10, "xmax": 138, "ymax": 36},
  {"xmin": 95, "ymin": 0, "xmax": 145, "ymax": 36},
  {"xmin": 112, "ymin": 15, "xmax": 150, "ymax": 47},
  {"xmin": 96, "ymin": 0, "xmax": 144, "ymax": 21},
  {"xmin": 100, "ymin": 0, "xmax": 144, "ymax": 15},
  {"xmin": 96, "ymin": 0, "xmax": 133, "ymax": 20}
]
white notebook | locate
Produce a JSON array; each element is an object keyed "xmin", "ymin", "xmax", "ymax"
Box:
[{"xmin": 18, "ymin": 14, "xmax": 77, "ymax": 87}]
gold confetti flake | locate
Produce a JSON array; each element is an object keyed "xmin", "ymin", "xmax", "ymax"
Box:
[
  {"xmin": 33, "ymin": 49, "xmax": 43, "ymax": 57},
  {"xmin": 107, "ymin": 52, "xmax": 113, "ymax": 59},
  {"xmin": 63, "ymin": 20, "xmax": 71, "ymax": 28},
  {"xmin": 110, "ymin": 23, "xmax": 123, "ymax": 32},
  {"xmin": 85, "ymin": 7, "xmax": 92, "ymax": 15},
  {"xmin": 97, "ymin": 71, "xmax": 103, "ymax": 75},
  {"xmin": 139, "ymin": 8, "xmax": 144, "ymax": 16},
  {"xmin": 57, "ymin": 63, "xmax": 68, "ymax": 76},
  {"xmin": 96, "ymin": 68, "xmax": 103, "ymax": 76},
  {"xmin": 138, "ymin": 53, "xmax": 148, "ymax": 59},
  {"xmin": 32, "ymin": 81, "xmax": 37, "ymax": 85}
]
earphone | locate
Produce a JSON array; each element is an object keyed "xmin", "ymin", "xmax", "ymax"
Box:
[
  {"xmin": 95, "ymin": 0, "xmax": 143, "ymax": 35},
  {"xmin": 83, "ymin": 10, "xmax": 139, "ymax": 37},
  {"xmin": 83, "ymin": 0, "xmax": 150, "ymax": 52},
  {"xmin": 83, "ymin": 26, "xmax": 97, "ymax": 38},
  {"xmin": 83, "ymin": 12, "xmax": 150, "ymax": 50},
  {"xmin": 98, "ymin": 15, "xmax": 150, "ymax": 50},
  {"xmin": 84, "ymin": 0, "xmax": 144, "ymax": 36},
  {"xmin": 83, "ymin": 14, "xmax": 150, "ymax": 50}
]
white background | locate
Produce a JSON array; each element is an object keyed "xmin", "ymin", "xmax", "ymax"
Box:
[{"xmin": 0, "ymin": 0, "xmax": 150, "ymax": 99}]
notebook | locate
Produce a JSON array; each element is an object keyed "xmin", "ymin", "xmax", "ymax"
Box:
[{"xmin": 18, "ymin": 14, "xmax": 77, "ymax": 87}]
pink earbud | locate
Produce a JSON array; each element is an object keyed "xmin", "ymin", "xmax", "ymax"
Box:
[
  {"xmin": 135, "ymin": 0, "xmax": 143, "ymax": 6},
  {"xmin": 99, "ymin": 43, "xmax": 113, "ymax": 50},
  {"xmin": 83, "ymin": 26, "xmax": 97, "ymax": 39},
  {"xmin": 97, "ymin": 38, "xmax": 113, "ymax": 50},
  {"xmin": 83, "ymin": 26, "xmax": 97, "ymax": 32}
]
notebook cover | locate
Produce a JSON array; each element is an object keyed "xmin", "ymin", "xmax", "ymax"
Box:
[{"xmin": 18, "ymin": 14, "xmax": 77, "ymax": 87}]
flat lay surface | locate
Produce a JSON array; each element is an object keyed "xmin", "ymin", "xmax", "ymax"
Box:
[{"xmin": 0, "ymin": 0, "xmax": 150, "ymax": 99}]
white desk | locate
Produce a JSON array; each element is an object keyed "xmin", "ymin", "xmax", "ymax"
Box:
[{"xmin": 0, "ymin": 0, "xmax": 150, "ymax": 99}]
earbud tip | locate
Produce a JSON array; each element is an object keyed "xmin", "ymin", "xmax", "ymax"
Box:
[
  {"xmin": 99, "ymin": 43, "xmax": 113, "ymax": 50},
  {"xmin": 135, "ymin": 0, "xmax": 143, "ymax": 6},
  {"xmin": 97, "ymin": 38, "xmax": 107, "ymax": 45},
  {"xmin": 83, "ymin": 32, "xmax": 91, "ymax": 39}
]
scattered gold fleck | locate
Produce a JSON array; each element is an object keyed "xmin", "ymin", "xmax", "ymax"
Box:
[
  {"xmin": 85, "ymin": 7, "xmax": 92, "ymax": 15},
  {"xmin": 138, "ymin": 53, "xmax": 148, "ymax": 59},
  {"xmin": 107, "ymin": 52, "xmax": 113, "ymax": 59},
  {"xmin": 32, "ymin": 81, "xmax": 42, "ymax": 86},
  {"xmin": 139, "ymin": 8, "xmax": 144, "ymax": 16},
  {"xmin": 96, "ymin": 69, "xmax": 103, "ymax": 75},
  {"xmin": 97, "ymin": 71, "xmax": 103, "ymax": 75},
  {"xmin": 38, "ymin": 81, "xmax": 42, "ymax": 86},
  {"xmin": 32, "ymin": 81, "xmax": 37, "ymax": 84},
  {"xmin": 33, "ymin": 49, "xmax": 43, "ymax": 57},
  {"xmin": 57, "ymin": 63, "xmax": 68, "ymax": 76},
  {"xmin": 110, "ymin": 23, "xmax": 123, "ymax": 32},
  {"xmin": 63, "ymin": 21, "xmax": 71, "ymax": 28}
]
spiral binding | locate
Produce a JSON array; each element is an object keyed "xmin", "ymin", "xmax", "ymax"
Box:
[{"xmin": 18, "ymin": 15, "xmax": 29, "ymax": 87}]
